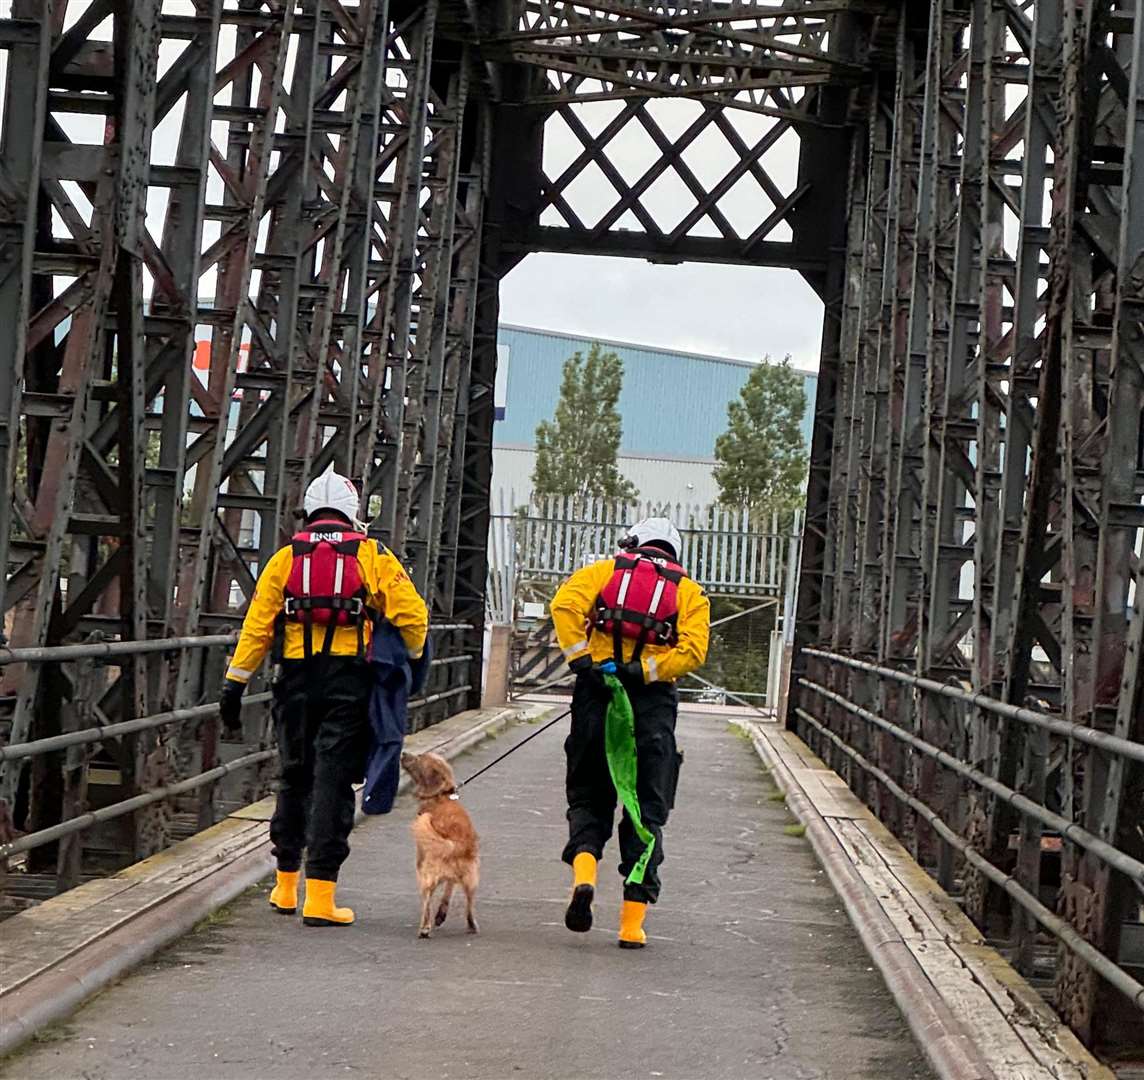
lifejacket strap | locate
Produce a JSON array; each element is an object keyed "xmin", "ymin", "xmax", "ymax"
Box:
[
  {"xmin": 284, "ymin": 595, "xmax": 365, "ymax": 613},
  {"xmin": 302, "ymin": 611, "xmax": 314, "ymax": 662}
]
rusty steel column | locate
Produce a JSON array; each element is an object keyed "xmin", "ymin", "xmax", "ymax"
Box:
[
  {"xmin": 913, "ymin": 0, "xmax": 970, "ymax": 888},
  {"xmin": 0, "ymin": 1, "xmax": 49, "ymax": 630},
  {"xmin": 366, "ymin": 0, "xmax": 438, "ymax": 545},
  {"xmin": 784, "ymin": 4, "xmax": 866, "ymax": 742},
  {"xmin": 925, "ymin": 0, "xmax": 988, "ymax": 890},
  {"xmin": 178, "ymin": 2, "xmax": 295, "ymax": 645},
  {"xmin": 1054, "ymin": 0, "xmax": 1144, "ymax": 1041},
  {"xmin": 872, "ymin": 11, "xmax": 922, "ymax": 845},
  {"xmin": 395, "ymin": 61, "xmax": 470, "ymax": 587},
  {"xmin": 427, "ymin": 79, "xmax": 490, "ymax": 617}
]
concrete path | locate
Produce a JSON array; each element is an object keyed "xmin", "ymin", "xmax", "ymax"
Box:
[{"xmin": 3, "ymin": 712, "xmax": 933, "ymax": 1080}]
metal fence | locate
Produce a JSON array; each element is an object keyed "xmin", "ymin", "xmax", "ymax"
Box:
[
  {"xmin": 492, "ymin": 496, "xmax": 802, "ymax": 704},
  {"xmin": 488, "ymin": 495, "xmax": 802, "ymax": 607},
  {"xmin": 792, "ymin": 650, "xmax": 1144, "ymax": 1028},
  {"xmin": 0, "ymin": 624, "xmax": 475, "ymax": 909}
]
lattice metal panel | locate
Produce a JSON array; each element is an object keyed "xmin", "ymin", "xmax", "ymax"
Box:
[
  {"xmin": 0, "ymin": 1, "xmax": 488, "ymax": 652},
  {"xmin": 502, "ymin": 0, "xmax": 857, "ymax": 110},
  {"xmin": 484, "ymin": 0, "xmax": 868, "ymax": 268}
]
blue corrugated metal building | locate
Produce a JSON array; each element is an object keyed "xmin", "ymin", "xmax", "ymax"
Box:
[{"xmin": 493, "ymin": 324, "xmax": 818, "ymax": 505}]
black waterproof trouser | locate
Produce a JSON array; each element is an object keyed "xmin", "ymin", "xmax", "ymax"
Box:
[
  {"xmin": 562, "ymin": 671, "xmax": 682, "ymax": 904},
  {"xmin": 269, "ymin": 657, "xmax": 372, "ymax": 881}
]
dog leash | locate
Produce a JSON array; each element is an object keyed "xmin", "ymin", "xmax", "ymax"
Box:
[
  {"xmin": 456, "ymin": 707, "xmax": 572, "ymax": 789},
  {"xmin": 418, "ymin": 671, "xmax": 575, "ymax": 760}
]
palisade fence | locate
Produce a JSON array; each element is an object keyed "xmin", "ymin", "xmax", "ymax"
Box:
[
  {"xmin": 487, "ymin": 493, "xmax": 802, "ymax": 704},
  {"xmin": 487, "ymin": 492, "xmax": 802, "ymax": 612}
]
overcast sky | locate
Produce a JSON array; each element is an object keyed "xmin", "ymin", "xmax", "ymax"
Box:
[{"xmin": 500, "ymin": 254, "xmax": 823, "ymax": 371}]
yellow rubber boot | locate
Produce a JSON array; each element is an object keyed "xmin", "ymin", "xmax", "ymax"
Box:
[
  {"xmin": 269, "ymin": 870, "xmax": 299, "ymax": 914},
  {"xmin": 564, "ymin": 852, "xmax": 597, "ymax": 933},
  {"xmin": 302, "ymin": 879, "xmax": 354, "ymax": 927},
  {"xmin": 618, "ymin": 900, "xmax": 647, "ymax": 949}
]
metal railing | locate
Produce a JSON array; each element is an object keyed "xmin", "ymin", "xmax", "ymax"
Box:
[
  {"xmin": 0, "ymin": 622, "xmax": 479, "ymax": 901},
  {"xmin": 792, "ymin": 649, "xmax": 1144, "ymax": 1019},
  {"xmin": 0, "ymin": 745, "xmax": 275, "ymax": 861},
  {"xmin": 0, "ymin": 634, "xmax": 237, "ymax": 667}
]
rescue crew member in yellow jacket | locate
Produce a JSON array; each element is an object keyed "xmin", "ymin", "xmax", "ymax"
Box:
[
  {"xmin": 551, "ymin": 517, "xmax": 709, "ymax": 948},
  {"xmin": 218, "ymin": 471, "xmax": 428, "ymax": 927}
]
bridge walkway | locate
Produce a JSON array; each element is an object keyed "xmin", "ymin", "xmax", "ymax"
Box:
[{"xmin": 4, "ymin": 711, "xmax": 932, "ymax": 1080}]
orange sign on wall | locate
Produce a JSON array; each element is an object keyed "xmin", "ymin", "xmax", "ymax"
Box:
[{"xmin": 193, "ymin": 341, "xmax": 250, "ymax": 372}]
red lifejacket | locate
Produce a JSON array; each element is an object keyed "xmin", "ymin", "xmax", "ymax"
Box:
[
  {"xmin": 283, "ymin": 518, "xmax": 369, "ymax": 658},
  {"xmin": 593, "ymin": 548, "xmax": 685, "ymax": 661}
]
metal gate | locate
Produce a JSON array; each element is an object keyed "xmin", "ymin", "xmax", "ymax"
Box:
[{"xmin": 487, "ymin": 495, "xmax": 801, "ymax": 710}]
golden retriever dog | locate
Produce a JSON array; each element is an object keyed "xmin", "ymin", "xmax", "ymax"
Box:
[{"xmin": 399, "ymin": 751, "xmax": 480, "ymax": 939}]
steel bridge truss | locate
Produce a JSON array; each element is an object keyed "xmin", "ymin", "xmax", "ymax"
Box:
[
  {"xmin": 0, "ymin": 0, "xmax": 855, "ymax": 867},
  {"xmin": 0, "ymin": 0, "xmax": 493, "ymax": 874},
  {"xmin": 0, "ymin": 0, "xmax": 1140, "ymax": 1050},
  {"xmin": 789, "ymin": 0, "xmax": 1144, "ymax": 1047}
]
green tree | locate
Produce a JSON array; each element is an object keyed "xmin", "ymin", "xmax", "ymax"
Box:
[
  {"xmin": 713, "ymin": 355, "xmax": 808, "ymax": 515},
  {"xmin": 532, "ymin": 343, "xmax": 638, "ymax": 501}
]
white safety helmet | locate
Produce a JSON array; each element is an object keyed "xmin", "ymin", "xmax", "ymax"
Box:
[
  {"xmin": 303, "ymin": 471, "xmax": 365, "ymax": 529},
  {"xmin": 623, "ymin": 517, "xmax": 683, "ymax": 562}
]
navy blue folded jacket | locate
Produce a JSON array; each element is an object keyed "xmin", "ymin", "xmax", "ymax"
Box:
[{"xmin": 361, "ymin": 621, "xmax": 432, "ymax": 815}]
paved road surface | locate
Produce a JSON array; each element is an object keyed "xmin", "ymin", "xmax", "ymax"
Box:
[{"xmin": 4, "ymin": 712, "xmax": 933, "ymax": 1080}]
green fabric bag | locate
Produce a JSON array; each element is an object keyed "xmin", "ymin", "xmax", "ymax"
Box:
[{"xmin": 602, "ymin": 673, "xmax": 656, "ymax": 885}]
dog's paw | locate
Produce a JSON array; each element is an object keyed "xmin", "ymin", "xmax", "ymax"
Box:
[
  {"xmin": 418, "ymin": 927, "xmax": 432, "ymax": 939},
  {"xmin": 466, "ymin": 921, "xmax": 480, "ymax": 935}
]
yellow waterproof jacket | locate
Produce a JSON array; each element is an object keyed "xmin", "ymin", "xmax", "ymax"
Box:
[
  {"xmin": 225, "ymin": 539, "xmax": 428, "ymax": 684},
  {"xmin": 551, "ymin": 557, "xmax": 710, "ymax": 684}
]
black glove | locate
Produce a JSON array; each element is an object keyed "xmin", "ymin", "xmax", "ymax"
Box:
[
  {"xmin": 218, "ymin": 680, "xmax": 245, "ymax": 735},
  {"xmin": 617, "ymin": 660, "xmax": 645, "ymax": 683},
  {"xmin": 569, "ymin": 656, "xmax": 612, "ymax": 702}
]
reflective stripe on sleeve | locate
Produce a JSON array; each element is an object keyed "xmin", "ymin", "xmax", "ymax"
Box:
[
  {"xmin": 227, "ymin": 665, "xmax": 254, "ymax": 682},
  {"xmin": 562, "ymin": 638, "xmax": 589, "ymax": 659},
  {"xmin": 645, "ymin": 656, "xmax": 658, "ymax": 683}
]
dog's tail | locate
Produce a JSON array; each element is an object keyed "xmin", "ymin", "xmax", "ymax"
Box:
[{"xmin": 412, "ymin": 815, "xmax": 458, "ymax": 856}]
